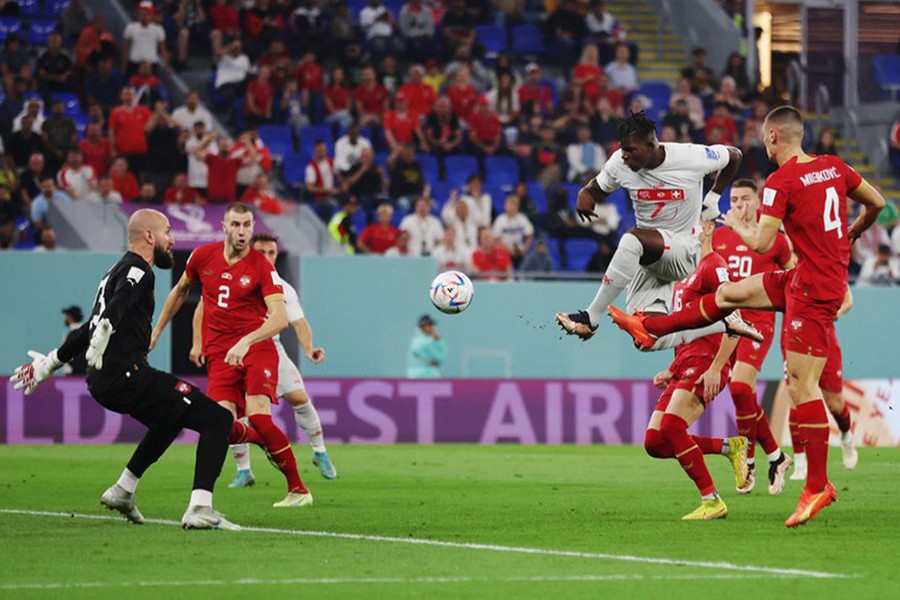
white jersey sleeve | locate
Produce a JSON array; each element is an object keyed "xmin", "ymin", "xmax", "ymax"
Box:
[
  {"xmin": 685, "ymin": 143, "xmax": 731, "ymax": 176},
  {"xmin": 280, "ymin": 278, "xmax": 305, "ymax": 322},
  {"xmin": 594, "ymin": 150, "xmax": 625, "ymax": 193}
]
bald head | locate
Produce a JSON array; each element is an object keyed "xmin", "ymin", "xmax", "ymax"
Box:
[{"xmin": 128, "ymin": 209, "xmax": 174, "ymax": 268}]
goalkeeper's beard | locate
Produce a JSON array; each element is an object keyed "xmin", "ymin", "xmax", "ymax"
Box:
[{"xmin": 154, "ymin": 245, "xmax": 174, "ymax": 269}]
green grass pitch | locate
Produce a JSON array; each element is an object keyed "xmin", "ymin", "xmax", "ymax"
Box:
[{"xmin": 1, "ymin": 444, "xmax": 898, "ymax": 599}]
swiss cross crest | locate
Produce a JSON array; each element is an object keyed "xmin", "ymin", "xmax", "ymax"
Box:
[
  {"xmin": 175, "ymin": 381, "xmax": 192, "ymax": 394},
  {"xmin": 239, "ymin": 275, "xmax": 252, "ymax": 288},
  {"xmin": 791, "ymin": 319, "xmax": 803, "ymax": 331}
]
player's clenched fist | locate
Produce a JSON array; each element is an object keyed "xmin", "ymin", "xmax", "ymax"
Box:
[
  {"xmin": 225, "ymin": 338, "xmax": 251, "ymax": 366},
  {"xmin": 189, "ymin": 344, "xmax": 206, "ymax": 367}
]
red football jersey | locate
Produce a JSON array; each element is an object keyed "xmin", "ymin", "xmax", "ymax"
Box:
[
  {"xmin": 760, "ymin": 155, "xmax": 862, "ymax": 302},
  {"xmin": 185, "ymin": 242, "xmax": 284, "ymax": 355},
  {"xmin": 672, "ymin": 252, "xmax": 732, "ymax": 364},
  {"xmin": 712, "ymin": 225, "xmax": 791, "ymax": 327}
]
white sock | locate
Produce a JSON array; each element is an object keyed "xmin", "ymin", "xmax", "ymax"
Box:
[
  {"xmin": 794, "ymin": 452, "xmax": 807, "ymax": 467},
  {"xmin": 116, "ymin": 469, "xmax": 139, "ymax": 494},
  {"xmin": 233, "ymin": 417, "xmax": 251, "ymax": 471},
  {"xmin": 720, "ymin": 439, "xmax": 730, "ymax": 456},
  {"xmin": 189, "ymin": 489, "xmax": 213, "ymax": 507},
  {"xmin": 646, "ymin": 322, "xmax": 727, "ymax": 351},
  {"xmin": 701, "ymin": 491, "xmax": 718, "ymax": 501},
  {"xmin": 586, "ymin": 232, "xmax": 643, "ymax": 327},
  {"xmin": 748, "ymin": 458, "xmax": 755, "ymax": 467},
  {"xmin": 767, "ymin": 449, "xmax": 783, "ymax": 462},
  {"xmin": 294, "ymin": 401, "xmax": 326, "ymax": 453}
]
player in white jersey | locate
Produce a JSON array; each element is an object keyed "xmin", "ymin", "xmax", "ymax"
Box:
[
  {"xmin": 556, "ymin": 111, "xmax": 749, "ymax": 341},
  {"xmin": 190, "ymin": 233, "xmax": 337, "ymax": 484}
]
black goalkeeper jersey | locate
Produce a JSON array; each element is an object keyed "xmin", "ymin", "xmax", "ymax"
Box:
[{"xmin": 59, "ymin": 251, "xmax": 156, "ymax": 388}]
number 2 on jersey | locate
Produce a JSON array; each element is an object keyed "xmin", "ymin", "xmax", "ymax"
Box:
[
  {"xmin": 727, "ymin": 255, "xmax": 752, "ymax": 279},
  {"xmin": 217, "ymin": 285, "xmax": 230, "ymax": 308},
  {"xmin": 823, "ymin": 186, "xmax": 843, "ymax": 239}
]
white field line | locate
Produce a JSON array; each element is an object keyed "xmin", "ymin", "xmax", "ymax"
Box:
[
  {"xmin": 0, "ymin": 508, "xmax": 854, "ymax": 581},
  {"xmin": 0, "ymin": 574, "xmax": 816, "ymax": 591}
]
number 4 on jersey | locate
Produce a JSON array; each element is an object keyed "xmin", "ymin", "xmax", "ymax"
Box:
[{"xmin": 823, "ymin": 186, "xmax": 843, "ymax": 239}]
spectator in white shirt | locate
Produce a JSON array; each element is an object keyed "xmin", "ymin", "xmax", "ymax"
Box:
[
  {"xmin": 604, "ymin": 42, "xmax": 638, "ymax": 94},
  {"xmin": 57, "ymin": 149, "xmax": 96, "ymax": 200},
  {"xmin": 400, "ymin": 196, "xmax": 444, "ymax": 256},
  {"xmin": 441, "ymin": 193, "xmax": 479, "ymax": 250},
  {"xmin": 385, "ymin": 229, "xmax": 419, "ymax": 257},
  {"xmin": 492, "ymin": 195, "xmax": 534, "ymax": 267},
  {"xmin": 566, "ymin": 124, "xmax": 607, "ymax": 182},
  {"xmin": 432, "ymin": 225, "xmax": 470, "ymax": 273},
  {"xmin": 359, "ymin": 0, "xmax": 404, "ymax": 58},
  {"xmin": 84, "ymin": 175, "xmax": 124, "ymax": 203},
  {"xmin": 184, "ymin": 121, "xmax": 215, "ymax": 193},
  {"xmin": 123, "ymin": 2, "xmax": 168, "ymax": 74},
  {"xmin": 858, "ymin": 244, "xmax": 900, "ymax": 286},
  {"xmin": 334, "ymin": 122, "xmax": 374, "ymax": 174},
  {"xmin": 305, "ymin": 139, "xmax": 340, "ymax": 217},
  {"xmin": 171, "ymin": 91, "xmax": 214, "ymax": 131},
  {"xmin": 460, "ymin": 174, "xmax": 492, "ymax": 229},
  {"xmin": 215, "ymin": 39, "xmax": 251, "ymax": 113}
]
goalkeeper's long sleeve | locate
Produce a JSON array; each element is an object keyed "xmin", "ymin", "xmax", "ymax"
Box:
[{"xmin": 58, "ymin": 322, "xmax": 90, "ymax": 363}]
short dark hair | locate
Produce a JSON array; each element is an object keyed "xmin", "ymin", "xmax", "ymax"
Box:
[
  {"xmin": 251, "ymin": 232, "xmax": 279, "ymax": 244},
  {"xmin": 732, "ymin": 178, "xmax": 757, "ymax": 192},
  {"xmin": 692, "ymin": 47, "xmax": 707, "ymax": 56},
  {"xmin": 224, "ymin": 202, "xmax": 252, "ymax": 217},
  {"xmin": 615, "ymin": 110, "xmax": 657, "ymax": 143},
  {"xmin": 766, "ymin": 105, "xmax": 804, "ymax": 127}
]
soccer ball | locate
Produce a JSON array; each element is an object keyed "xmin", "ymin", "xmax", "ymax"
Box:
[{"xmin": 429, "ymin": 271, "xmax": 474, "ymax": 314}]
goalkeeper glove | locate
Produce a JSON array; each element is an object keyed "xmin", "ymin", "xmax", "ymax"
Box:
[
  {"xmin": 701, "ymin": 191, "xmax": 721, "ymax": 221},
  {"xmin": 10, "ymin": 349, "xmax": 64, "ymax": 396},
  {"xmin": 86, "ymin": 318, "xmax": 114, "ymax": 370}
]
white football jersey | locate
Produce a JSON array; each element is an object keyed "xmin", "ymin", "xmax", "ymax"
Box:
[
  {"xmin": 595, "ymin": 143, "xmax": 730, "ymax": 234},
  {"xmin": 274, "ymin": 276, "xmax": 305, "ymax": 346}
]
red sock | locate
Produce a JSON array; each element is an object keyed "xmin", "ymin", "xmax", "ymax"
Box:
[
  {"xmin": 692, "ymin": 436, "xmax": 724, "ymax": 455},
  {"xmin": 644, "ymin": 294, "xmax": 728, "ymax": 338},
  {"xmin": 730, "ymin": 382, "xmax": 758, "ymax": 460},
  {"xmin": 661, "ymin": 414, "xmax": 716, "ymax": 497},
  {"xmin": 831, "ymin": 404, "xmax": 852, "ymax": 434},
  {"xmin": 796, "ymin": 401, "xmax": 830, "ymax": 492},
  {"xmin": 644, "ymin": 429, "xmax": 672, "ymax": 458},
  {"xmin": 788, "ymin": 408, "xmax": 803, "ymax": 456},
  {"xmin": 248, "ymin": 414, "xmax": 308, "ymax": 494},
  {"xmin": 755, "ymin": 409, "xmax": 780, "ymax": 457},
  {"xmin": 230, "ymin": 420, "xmax": 263, "ymax": 445}
]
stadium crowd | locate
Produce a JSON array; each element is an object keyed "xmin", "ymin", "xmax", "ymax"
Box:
[{"xmin": 0, "ymin": 0, "xmax": 898, "ymax": 281}]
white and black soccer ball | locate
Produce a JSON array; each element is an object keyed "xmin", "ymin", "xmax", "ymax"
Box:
[{"xmin": 429, "ymin": 271, "xmax": 474, "ymax": 314}]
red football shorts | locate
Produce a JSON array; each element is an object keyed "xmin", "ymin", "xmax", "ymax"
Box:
[
  {"xmin": 781, "ymin": 321, "xmax": 844, "ymax": 393},
  {"xmin": 654, "ymin": 356, "xmax": 731, "ymax": 412},
  {"xmin": 763, "ymin": 270, "xmax": 841, "ymax": 358},
  {"xmin": 206, "ymin": 341, "xmax": 280, "ymax": 413},
  {"xmin": 734, "ymin": 318, "xmax": 775, "ymax": 372}
]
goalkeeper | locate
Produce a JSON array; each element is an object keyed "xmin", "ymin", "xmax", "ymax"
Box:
[{"xmin": 9, "ymin": 209, "xmax": 239, "ymax": 531}]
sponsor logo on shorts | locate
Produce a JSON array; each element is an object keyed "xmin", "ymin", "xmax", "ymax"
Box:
[
  {"xmin": 684, "ymin": 368, "xmax": 696, "ymax": 376},
  {"xmin": 791, "ymin": 319, "xmax": 803, "ymax": 331},
  {"xmin": 240, "ymin": 275, "xmax": 252, "ymax": 288},
  {"xmin": 264, "ymin": 368, "xmax": 272, "ymax": 379},
  {"xmin": 175, "ymin": 381, "xmax": 192, "ymax": 394},
  {"xmin": 752, "ymin": 341, "xmax": 761, "ymax": 350}
]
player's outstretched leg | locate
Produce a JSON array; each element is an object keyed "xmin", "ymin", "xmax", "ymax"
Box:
[
  {"xmin": 287, "ymin": 391, "xmax": 337, "ymax": 480},
  {"xmin": 247, "ymin": 411, "xmax": 313, "ymax": 508},
  {"xmin": 556, "ymin": 232, "xmax": 646, "ymax": 341}
]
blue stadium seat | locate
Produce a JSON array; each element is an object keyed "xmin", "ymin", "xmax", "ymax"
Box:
[
  {"xmin": 638, "ymin": 81, "xmax": 673, "ymax": 121},
  {"xmin": 484, "ymin": 155, "xmax": 519, "ymax": 191},
  {"xmin": 525, "ymin": 182, "xmax": 547, "ymax": 213},
  {"xmin": 73, "ymin": 113, "xmax": 90, "ymax": 139},
  {"xmin": 51, "ymin": 92, "xmax": 81, "ymax": 117},
  {"xmin": 429, "ymin": 181, "xmax": 455, "ymax": 209},
  {"xmin": 282, "ymin": 152, "xmax": 310, "ymax": 186},
  {"xmin": 28, "ymin": 20, "xmax": 58, "ymax": 46},
  {"xmin": 485, "ymin": 184, "xmax": 507, "ymax": 215},
  {"xmin": 0, "ymin": 18, "xmax": 22, "ymax": 42},
  {"xmin": 257, "ymin": 124, "xmax": 294, "ymax": 157},
  {"xmin": 443, "ymin": 155, "xmax": 479, "ymax": 187},
  {"xmin": 475, "ymin": 25, "xmax": 507, "ymax": 60},
  {"xmin": 563, "ymin": 182, "xmax": 582, "ymax": 210},
  {"xmin": 298, "ymin": 125, "xmax": 333, "ymax": 155},
  {"xmin": 44, "ymin": 0, "xmax": 70, "ymax": 18},
  {"xmin": 20, "ymin": 0, "xmax": 41, "ymax": 18},
  {"xmin": 564, "ymin": 239, "xmax": 598, "ymax": 272},
  {"xmin": 873, "ymin": 54, "xmax": 900, "ymax": 98},
  {"xmin": 232, "ymin": 98, "xmax": 246, "ymax": 131},
  {"xmin": 416, "ymin": 154, "xmax": 439, "ymax": 184},
  {"xmin": 511, "ymin": 24, "xmax": 545, "ymax": 56}
]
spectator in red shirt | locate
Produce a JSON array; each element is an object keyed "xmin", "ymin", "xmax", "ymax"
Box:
[
  {"xmin": 258, "ymin": 39, "xmax": 291, "ymax": 89},
  {"xmin": 354, "ymin": 66, "xmax": 390, "ymax": 127},
  {"xmin": 467, "ymin": 96, "xmax": 503, "ymax": 158},
  {"xmin": 208, "ymin": 0, "xmax": 241, "ymax": 58},
  {"xmin": 78, "ymin": 123, "xmax": 111, "ymax": 179},
  {"xmin": 517, "ymin": 63, "xmax": 555, "ymax": 118},
  {"xmin": 573, "ymin": 44, "xmax": 603, "ymax": 99},
  {"xmin": 445, "ymin": 65, "xmax": 478, "ymax": 122},
  {"xmin": 128, "ymin": 61, "xmax": 163, "ymax": 93},
  {"xmin": 109, "ymin": 156, "xmax": 140, "ymax": 202},
  {"xmin": 358, "ymin": 203, "xmax": 400, "ymax": 254},
  {"xmin": 324, "ymin": 66, "xmax": 353, "ymax": 129},
  {"xmin": 230, "ymin": 128, "xmax": 273, "ymax": 188},
  {"xmin": 244, "ymin": 64, "xmax": 274, "ymax": 126},
  {"xmin": 244, "ymin": 0, "xmax": 285, "ymax": 51},
  {"xmin": 470, "ymin": 227, "xmax": 513, "ymax": 281},
  {"xmin": 163, "ymin": 172, "xmax": 200, "ymax": 204},
  {"xmin": 590, "ymin": 72, "xmax": 624, "ymax": 115},
  {"xmin": 240, "ymin": 172, "xmax": 283, "ymax": 214},
  {"xmin": 190, "ymin": 134, "xmax": 246, "ymax": 203},
  {"xmin": 384, "ymin": 93, "xmax": 426, "ymax": 152},
  {"xmin": 397, "ymin": 64, "xmax": 436, "ymax": 119},
  {"xmin": 295, "ymin": 50, "xmax": 324, "ymax": 94},
  {"xmin": 704, "ymin": 102, "xmax": 739, "ymax": 145},
  {"xmin": 109, "ymin": 86, "xmax": 151, "ymax": 173}
]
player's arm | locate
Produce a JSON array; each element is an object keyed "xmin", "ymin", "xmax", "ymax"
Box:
[
  {"xmin": 293, "ymin": 317, "xmax": 326, "ymax": 364},
  {"xmin": 835, "ymin": 288, "xmax": 853, "ymax": 321},
  {"xmin": 724, "ymin": 209, "xmax": 780, "ymax": 254},
  {"xmin": 697, "ymin": 330, "xmax": 739, "ymax": 403},
  {"xmin": 847, "ymin": 179, "xmax": 886, "ymax": 244},
  {"xmin": 708, "ymin": 146, "xmax": 743, "ymax": 195},
  {"xmin": 223, "ymin": 298, "xmax": 288, "ymax": 366},
  {"xmin": 575, "ymin": 178, "xmax": 611, "ymax": 222},
  {"xmin": 189, "ymin": 299, "xmax": 205, "ymax": 367},
  {"xmin": 150, "ymin": 273, "xmax": 194, "ymax": 350},
  {"xmin": 10, "ymin": 320, "xmax": 89, "ymax": 394}
]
